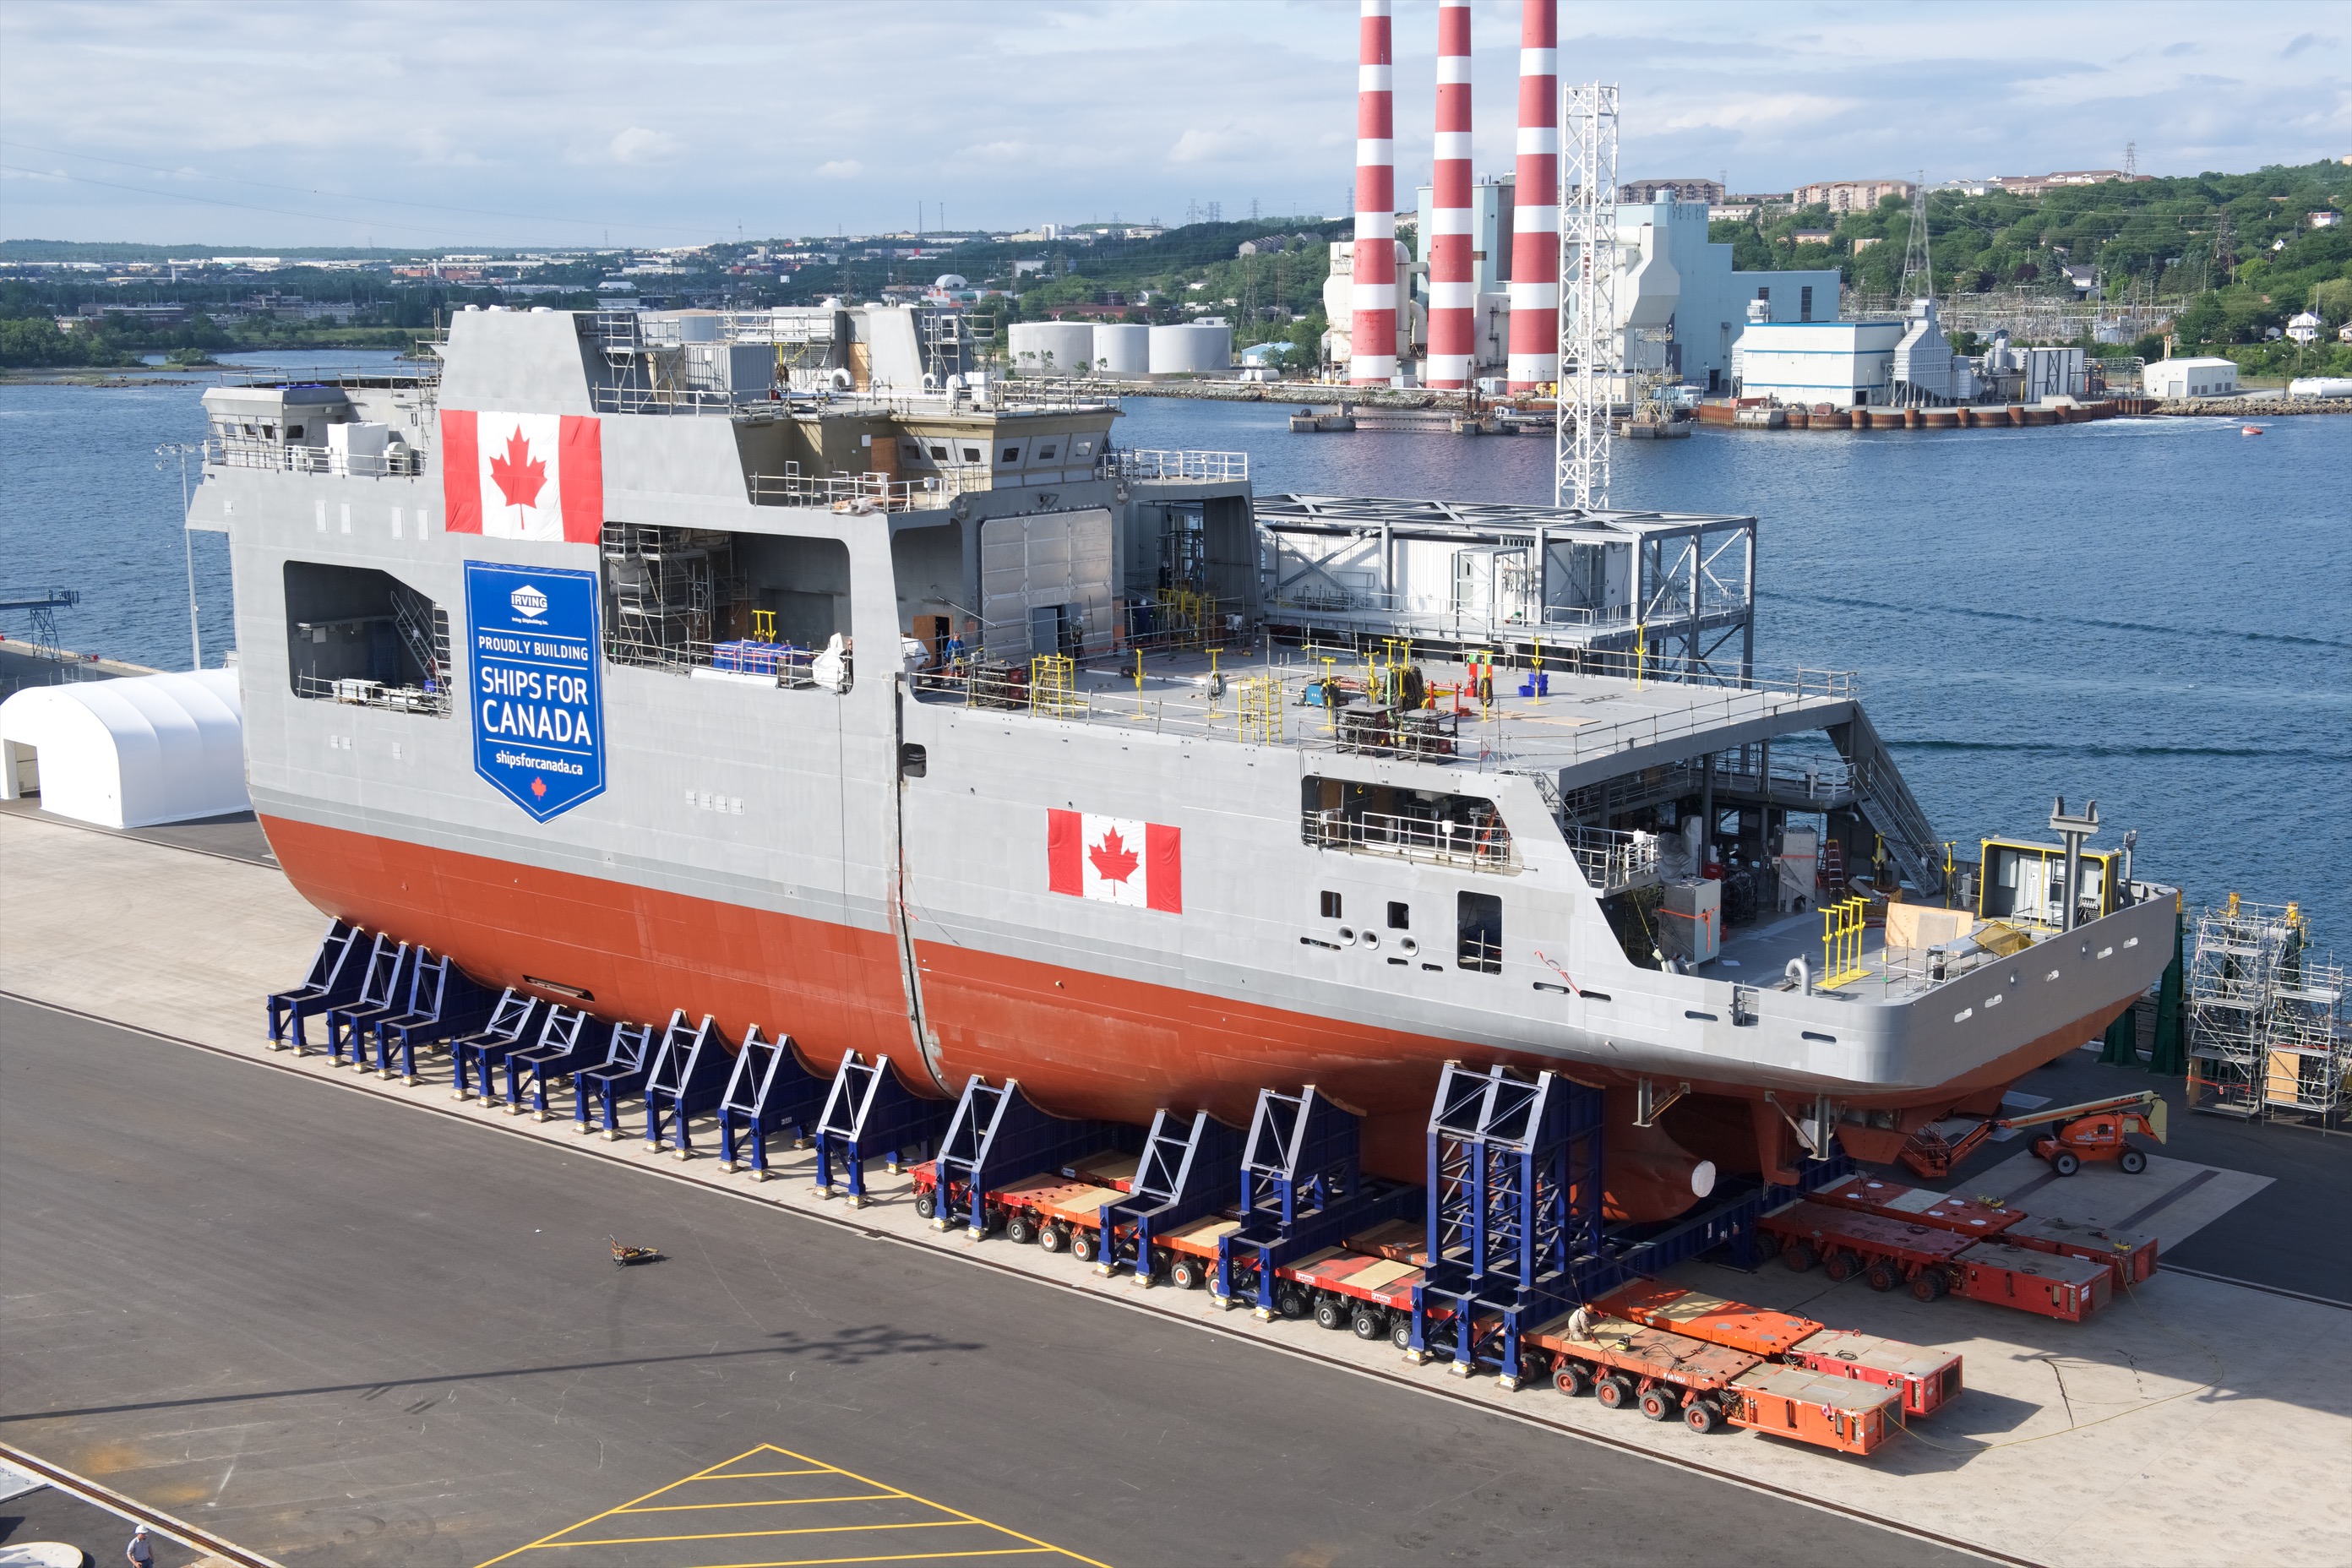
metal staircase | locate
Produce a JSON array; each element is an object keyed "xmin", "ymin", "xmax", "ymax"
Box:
[{"xmin": 1831, "ymin": 709, "xmax": 1943, "ymax": 895}]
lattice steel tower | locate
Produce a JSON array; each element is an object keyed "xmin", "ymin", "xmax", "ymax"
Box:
[{"xmin": 1554, "ymin": 82, "xmax": 1619, "ymax": 511}]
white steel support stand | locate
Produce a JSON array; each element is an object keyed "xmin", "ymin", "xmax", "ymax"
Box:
[{"xmin": 1554, "ymin": 82, "xmax": 1619, "ymax": 513}]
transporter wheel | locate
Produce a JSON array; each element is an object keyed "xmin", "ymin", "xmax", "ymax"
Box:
[
  {"xmin": 1391, "ymin": 1318, "xmax": 1415, "ymax": 1353},
  {"xmin": 1274, "ymin": 1284, "xmax": 1311, "ymax": 1320},
  {"xmin": 1004, "ymin": 1211, "xmax": 1037, "ymax": 1245},
  {"xmin": 2120, "ymin": 1148, "xmax": 2148, "ymax": 1174},
  {"xmin": 1909, "ymin": 1269, "xmax": 1950, "ymax": 1303},
  {"xmin": 1553, "ymin": 1361, "xmax": 1591, "ymax": 1397},
  {"xmin": 1865, "ymin": 1260, "xmax": 1902, "ymax": 1293},
  {"xmin": 1593, "ymin": 1375, "xmax": 1634, "ymax": 1411},
  {"xmin": 1352, "ymin": 1309, "xmax": 1385, "ymax": 1341},
  {"xmin": 913, "ymin": 1189, "xmax": 937, "ymax": 1221},
  {"xmin": 1169, "ymin": 1256, "xmax": 1206, "ymax": 1291},
  {"xmin": 1822, "ymin": 1249, "xmax": 1861, "ymax": 1283},
  {"xmin": 1069, "ymin": 1229, "xmax": 1099, "ymax": 1264},
  {"xmin": 1684, "ymin": 1398, "xmax": 1723, "ymax": 1435},
  {"xmin": 1639, "ymin": 1387, "xmax": 1679, "ymax": 1422},
  {"xmin": 2051, "ymin": 1150, "xmax": 2082, "ymax": 1177},
  {"xmin": 1313, "ymin": 1296, "xmax": 1348, "ymax": 1331},
  {"xmin": 1782, "ymin": 1239, "xmax": 1817, "ymax": 1272},
  {"xmin": 1037, "ymin": 1222, "xmax": 1068, "ymax": 1254}
]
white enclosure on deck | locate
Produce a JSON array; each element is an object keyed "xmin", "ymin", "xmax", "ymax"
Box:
[{"xmin": 0, "ymin": 669, "xmax": 248, "ymax": 828}]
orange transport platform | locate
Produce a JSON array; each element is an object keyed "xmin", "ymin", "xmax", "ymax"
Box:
[
  {"xmin": 2003, "ymin": 1214, "xmax": 2159, "ymax": 1288},
  {"xmin": 1526, "ymin": 1314, "xmax": 1766, "ymax": 1438},
  {"xmin": 1724, "ymin": 1366, "xmax": 1903, "ymax": 1456},
  {"xmin": 1809, "ymin": 1173, "xmax": 2023, "ymax": 1239}
]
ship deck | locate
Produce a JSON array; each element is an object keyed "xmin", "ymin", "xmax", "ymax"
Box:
[{"xmin": 911, "ymin": 645, "xmax": 1857, "ymax": 782}]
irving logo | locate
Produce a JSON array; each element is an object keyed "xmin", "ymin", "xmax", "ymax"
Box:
[
  {"xmin": 1048, "ymin": 809, "xmax": 1182, "ymax": 912},
  {"xmin": 509, "ymin": 583, "xmax": 549, "ymax": 620}
]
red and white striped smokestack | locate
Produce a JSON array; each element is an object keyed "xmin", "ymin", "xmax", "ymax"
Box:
[
  {"xmin": 1349, "ymin": 0, "xmax": 1397, "ymax": 386},
  {"xmin": 1506, "ymin": 0, "xmax": 1559, "ymax": 393},
  {"xmin": 1425, "ymin": 0, "xmax": 1473, "ymax": 389}
]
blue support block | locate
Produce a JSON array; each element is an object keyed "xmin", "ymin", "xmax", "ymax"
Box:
[
  {"xmin": 1411, "ymin": 1064, "xmax": 1603, "ymax": 1385},
  {"xmin": 447, "ymin": 990, "xmax": 539, "ymax": 1102},
  {"xmin": 811, "ymin": 1051, "xmax": 951, "ymax": 1207},
  {"xmin": 266, "ymin": 920, "xmax": 363, "ymax": 1050},
  {"xmin": 643, "ymin": 1013, "xmax": 735, "ymax": 1157},
  {"xmin": 368, "ymin": 952, "xmax": 497, "ymax": 1082},
  {"xmin": 1102, "ymin": 1108, "xmax": 1243, "ymax": 1282},
  {"xmin": 930, "ymin": 1076, "xmax": 1119, "ymax": 1237},
  {"xmin": 320, "ymin": 935, "xmax": 413, "ymax": 1066},
  {"xmin": 716, "ymin": 1026, "xmax": 828, "ymax": 1176},
  {"xmin": 501, "ymin": 1004, "xmax": 603, "ymax": 1119},
  {"xmin": 1211, "ymin": 1084, "xmax": 1424, "ymax": 1314},
  {"xmin": 574, "ymin": 1018, "xmax": 657, "ymax": 1137}
]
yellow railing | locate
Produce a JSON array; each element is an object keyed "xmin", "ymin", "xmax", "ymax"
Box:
[
  {"xmin": 1820, "ymin": 896, "xmax": 1870, "ymax": 989},
  {"xmin": 1029, "ymin": 654, "xmax": 1080, "ymax": 718},
  {"xmin": 1239, "ymin": 673, "xmax": 1283, "ymax": 745}
]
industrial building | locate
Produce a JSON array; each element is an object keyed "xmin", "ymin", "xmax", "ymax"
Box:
[
  {"xmin": 2143, "ymin": 357, "xmax": 2240, "ymax": 399},
  {"xmin": 1609, "ymin": 199, "xmax": 1842, "ymax": 395}
]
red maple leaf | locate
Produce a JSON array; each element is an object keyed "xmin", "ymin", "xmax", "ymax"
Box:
[
  {"xmin": 488, "ymin": 427, "xmax": 547, "ymax": 511},
  {"xmin": 1088, "ymin": 828, "xmax": 1140, "ymax": 884}
]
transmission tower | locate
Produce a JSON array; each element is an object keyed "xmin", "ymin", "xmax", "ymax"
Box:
[
  {"xmin": 1898, "ymin": 172, "xmax": 1933, "ymax": 307},
  {"xmin": 1555, "ymin": 82, "xmax": 1620, "ymax": 512}
]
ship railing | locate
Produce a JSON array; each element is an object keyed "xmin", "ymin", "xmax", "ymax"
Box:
[
  {"xmin": 1301, "ymin": 808, "xmax": 1515, "ymax": 872},
  {"xmin": 746, "ymin": 468, "xmax": 969, "ymax": 512},
  {"xmin": 1563, "ymin": 825, "xmax": 1658, "ymax": 895},
  {"xmin": 1098, "ymin": 449, "xmax": 1250, "ymax": 483},
  {"xmin": 202, "ymin": 437, "xmax": 422, "ymax": 477}
]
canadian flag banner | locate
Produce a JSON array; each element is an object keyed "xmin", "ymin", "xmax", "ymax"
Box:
[
  {"xmin": 441, "ymin": 410, "xmax": 603, "ymax": 543},
  {"xmin": 1048, "ymin": 809, "xmax": 1182, "ymax": 913}
]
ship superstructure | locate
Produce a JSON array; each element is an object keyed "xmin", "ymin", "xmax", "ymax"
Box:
[{"xmin": 190, "ymin": 306, "xmax": 2175, "ymax": 1217}]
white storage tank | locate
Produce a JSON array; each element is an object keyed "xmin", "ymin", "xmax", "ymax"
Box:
[
  {"xmin": 1148, "ymin": 323, "xmax": 1232, "ymax": 376},
  {"xmin": 1093, "ymin": 324, "xmax": 1150, "ymax": 378},
  {"xmin": 1008, "ymin": 321, "xmax": 1097, "ymax": 377}
]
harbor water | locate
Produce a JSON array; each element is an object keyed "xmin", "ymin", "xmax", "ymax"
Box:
[{"xmin": 3, "ymin": 362, "xmax": 2346, "ymax": 943}]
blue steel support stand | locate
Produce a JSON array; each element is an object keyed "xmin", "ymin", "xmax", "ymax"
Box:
[
  {"xmin": 1411, "ymin": 1063, "xmax": 1603, "ymax": 1389},
  {"xmin": 1100, "ymin": 1108, "xmax": 1243, "ymax": 1283},
  {"xmin": 811, "ymin": 1052, "xmax": 952, "ymax": 1208},
  {"xmin": 451, "ymin": 989, "xmax": 539, "ymax": 1102},
  {"xmin": 1216, "ymin": 1086, "xmax": 1421, "ymax": 1315},
  {"xmin": 503, "ymin": 1004, "xmax": 601, "ymax": 1119},
  {"xmin": 370, "ymin": 953, "xmax": 497, "ymax": 1083},
  {"xmin": 930, "ymin": 1077, "xmax": 1119, "ymax": 1239},
  {"xmin": 716, "ymin": 1027, "xmax": 830, "ymax": 1176},
  {"xmin": 320, "ymin": 935, "xmax": 412, "ymax": 1065},
  {"xmin": 575, "ymin": 1018, "xmax": 657, "ymax": 1137},
  {"xmin": 642, "ymin": 1013, "xmax": 735, "ymax": 1157},
  {"xmin": 266, "ymin": 920, "xmax": 363, "ymax": 1050}
]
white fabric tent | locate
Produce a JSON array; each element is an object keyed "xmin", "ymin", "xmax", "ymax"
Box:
[{"xmin": 0, "ymin": 669, "xmax": 248, "ymax": 828}]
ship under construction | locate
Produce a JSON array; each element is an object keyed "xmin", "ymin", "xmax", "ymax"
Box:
[{"xmin": 192, "ymin": 303, "xmax": 2177, "ymax": 1218}]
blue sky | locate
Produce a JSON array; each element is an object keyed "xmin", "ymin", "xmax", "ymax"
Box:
[{"xmin": 1, "ymin": 0, "xmax": 2344, "ymax": 248}]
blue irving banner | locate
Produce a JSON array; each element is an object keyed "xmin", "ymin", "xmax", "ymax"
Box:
[{"xmin": 464, "ymin": 560, "xmax": 606, "ymax": 822}]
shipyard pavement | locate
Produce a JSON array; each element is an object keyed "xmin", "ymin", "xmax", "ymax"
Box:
[{"xmin": 3, "ymin": 807, "xmax": 2350, "ymax": 1567}]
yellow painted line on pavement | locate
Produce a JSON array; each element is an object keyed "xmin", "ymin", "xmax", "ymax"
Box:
[{"xmin": 476, "ymin": 1443, "xmax": 1112, "ymax": 1568}]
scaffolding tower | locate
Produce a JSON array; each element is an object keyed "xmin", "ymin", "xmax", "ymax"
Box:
[
  {"xmin": 2187, "ymin": 897, "xmax": 2349, "ymax": 1129},
  {"xmin": 1554, "ymin": 82, "xmax": 1620, "ymax": 512}
]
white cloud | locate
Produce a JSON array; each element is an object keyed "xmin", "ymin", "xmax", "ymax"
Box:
[{"xmin": 608, "ymin": 127, "xmax": 683, "ymax": 166}]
